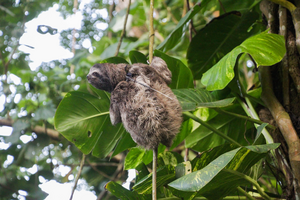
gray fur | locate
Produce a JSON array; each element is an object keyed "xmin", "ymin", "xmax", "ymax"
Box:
[{"xmin": 87, "ymin": 57, "xmax": 182, "ymax": 149}]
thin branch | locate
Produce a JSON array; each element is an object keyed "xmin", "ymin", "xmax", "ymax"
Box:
[
  {"xmin": 96, "ymin": 154, "xmax": 125, "ymax": 200},
  {"xmin": 115, "ymin": 0, "xmax": 131, "ymax": 57},
  {"xmin": 0, "ymin": 118, "xmax": 59, "ymax": 140},
  {"xmin": 149, "ymin": 0, "xmax": 154, "ymax": 63},
  {"xmin": 218, "ymin": 0, "xmax": 227, "ymax": 13},
  {"xmin": 70, "ymin": 0, "xmax": 78, "ymax": 75},
  {"xmin": 58, "ymin": 162, "xmax": 120, "ymax": 167},
  {"xmin": 69, "ymin": 154, "xmax": 86, "ymax": 200},
  {"xmin": 152, "ymin": 147, "xmax": 157, "ymax": 200},
  {"xmin": 86, "ymin": 159, "xmax": 114, "ymax": 180}
]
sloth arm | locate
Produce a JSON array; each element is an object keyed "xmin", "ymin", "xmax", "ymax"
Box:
[{"xmin": 109, "ymin": 81, "xmax": 128, "ymax": 125}]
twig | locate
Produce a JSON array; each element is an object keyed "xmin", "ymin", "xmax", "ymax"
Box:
[
  {"xmin": 96, "ymin": 154, "xmax": 125, "ymax": 200},
  {"xmin": 69, "ymin": 154, "xmax": 86, "ymax": 200},
  {"xmin": 218, "ymin": 0, "xmax": 227, "ymax": 13},
  {"xmin": 87, "ymin": 159, "xmax": 115, "ymax": 180},
  {"xmin": 149, "ymin": 0, "xmax": 154, "ymax": 63},
  {"xmin": 70, "ymin": 0, "xmax": 78, "ymax": 75},
  {"xmin": 115, "ymin": 0, "xmax": 131, "ymax": 56},
  {"xmin": 0, "ymin": 118, "xmax": 59, "ymax": 139}
]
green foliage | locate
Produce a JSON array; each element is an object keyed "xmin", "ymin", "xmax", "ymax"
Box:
[{"xmin": 0, "ymin": 0, "xmax": 290, "ymax": 199}]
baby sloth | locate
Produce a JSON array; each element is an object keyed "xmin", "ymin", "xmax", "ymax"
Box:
[{"xmin": 87, "ymin": 57, "xmax": 182, "ymax": 150}]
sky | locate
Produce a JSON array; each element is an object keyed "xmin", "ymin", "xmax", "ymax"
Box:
[{"xmin": 1, "ymin": 1, "xmax": 134, "ymax": 199}]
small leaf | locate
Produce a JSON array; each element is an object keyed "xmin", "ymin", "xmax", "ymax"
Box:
[
  {"xmin": 129, "ymin": 50, "xmax": 148, "ymax": 64},
  {"xmin": 124, "ymin": 147, "xmax": 146, "ymax": 170},
  {"xmin": 253, "ymin": 123, "xmax": 269, "ymax": 145},
  {"xmin": 175, "ymin": 161, "xmax": 192, "ymax": 179}
]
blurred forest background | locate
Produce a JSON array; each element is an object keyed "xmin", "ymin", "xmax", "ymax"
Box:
[{"xmin": 1, "ymin": 0, "xmax": 300, "ymax": 199}]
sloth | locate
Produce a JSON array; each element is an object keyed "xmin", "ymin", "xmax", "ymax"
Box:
[{"xmin": 87, "ymin": 57, "xmax": 182, "ymax": 150}]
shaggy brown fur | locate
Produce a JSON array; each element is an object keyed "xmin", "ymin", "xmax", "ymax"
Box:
[{"xmin": 87, "ymin": 57, "xmax": 182, "ymax": 149}]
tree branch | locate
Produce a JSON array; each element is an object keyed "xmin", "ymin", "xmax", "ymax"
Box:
[
  {"xmin": 70, "ymin": 0, "xmax": 78, "ymax": 75},
  {"xmin": 260, "ymin": 1, "xmax": 300, "ymax": 193},
  {"xmin": 149, "ymin": 0, "xmax": 154, "ymax": 63},
  {"xmin": 0, "ymin": 118, "xmax": 59, "ymax": 140},
  {"xmin": 69, "ymin": 154, "xmax": 86, "ymax": 200},
  {"xmin": 115, "ymin": 0, "xmax": 131, "ymax": 57}
]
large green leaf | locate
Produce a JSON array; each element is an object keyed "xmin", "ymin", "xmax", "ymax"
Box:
[
  {"xmin": 169, "ymin": 144, "xmax": 280, "ymax": 199},
  {"xmin": 187, "ymin": 11, "xmax": 260, "ymax": 80},
  {"xmin": 54, "ymin": 91, "xmax": 126, "ymax": 158},
  {"xmin": 173, "ymin": 88, "xmax": 235, "ymax": 111},
  {"xmin": 202, "ymin": 32, "xmax": 286, "ymax": 90},
  {"xmin": 169, "ymin": 148, "xmax": 241, "ymax": 192},
  {"xmin": 154, "ymin": 50, "xmax": 194, "ymax": 89}
]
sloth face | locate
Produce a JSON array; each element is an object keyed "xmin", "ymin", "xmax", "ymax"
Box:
[{"xmin": 87, "ymin": 63, "xmax": 114, "ymax": 92}]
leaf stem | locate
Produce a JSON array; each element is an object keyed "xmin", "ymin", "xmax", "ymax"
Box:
[
  {"xmin": 183, "ymin": 112, "xmax": 242, "ymax": 147},
  {"xmin": 236, "ymin": 187, "xmax": 256, "ymax": 200},
  {"xmin": 235, "ymin": 96, "xmax": 274, "ymax": 144},
  {"xmin": 224, "ymin": 169, "xmax": 272, "ymax": 200},
  {"xmin": 214, "ymin": 108, "xmax": 276, "ymax": 130}
]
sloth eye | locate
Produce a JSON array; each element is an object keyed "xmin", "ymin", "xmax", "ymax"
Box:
[{"xmin": 92, "ymin": 72, "xmax": 101, "ymax": 78}]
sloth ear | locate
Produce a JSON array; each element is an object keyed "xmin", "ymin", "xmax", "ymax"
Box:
[{"xmin": 150, "ymin": 57, "xmax": 172, "ymax": 84}]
